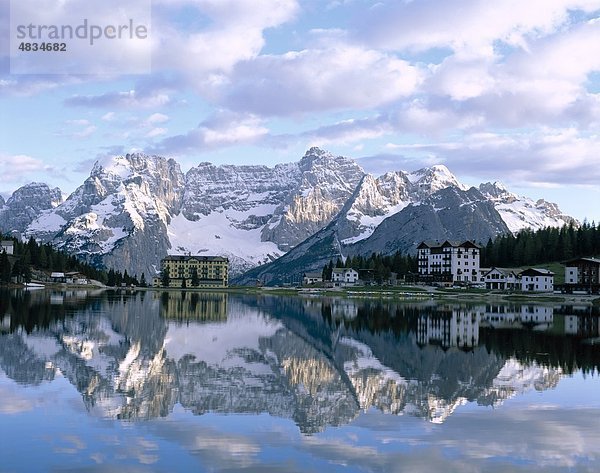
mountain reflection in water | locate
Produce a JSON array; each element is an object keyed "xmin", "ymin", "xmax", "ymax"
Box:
[{"xmin": 1, "ymin": 289, "xmax": 599, "ymax": 433}]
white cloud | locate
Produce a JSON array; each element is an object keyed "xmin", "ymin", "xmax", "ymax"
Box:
[
  {"xmin": 146, "ymin": 113, "xmax": 169, "ymax": 124},
  {"xmin": 152, "ymin": 111, "xmax": 268, "ymax": 154},
  {"xmin": 0, "ymin": 154, "xmax": 54, "ymax": 181},
  {"xmin": 145, "ymin": 127, "xmax": 167, "ymax": 138},
  {"xmin": 377, "ymin": 127, "xmax": 600, "ymax": 185},
  {"xmin": 65, "ymin": 90, "xmax": 171, "ymax": 109},
  {"xmin": 355, "ymin": 0, "xmax": 600, "ymax": 57},
  {"xmin": 225, "ymin": 44, "xmax": 423, "ymax": 115},
  {"xmin": 151, "ymin": 0, "xmax": 299, "ymax": 84}
]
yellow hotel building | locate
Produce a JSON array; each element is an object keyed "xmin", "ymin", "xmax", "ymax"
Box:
[{"xmin": 153, "ymin": 255, "xmax": 229, "ymax": 288}]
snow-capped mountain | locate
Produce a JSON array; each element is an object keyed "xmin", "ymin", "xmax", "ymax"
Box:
[
  {"xmin": 25, "ymin": 153, "xmax": 184, "ymax": 277},
  {"xmin": 479, "ymin": 181, "xmax": 576, "ymax": 232},
  {"xmin": 169, "ymin": 147, "xmax": 365, "ymax": 274},
  {"xmin": 0, "ymin": 182, "xmax": 63, "ymax": 235},
  {"xmin": 236, "ymin": 185, "xmax": 511, "ymax": 286},
  {"xmin": 0, "ymin": 147, "xmax": 575, "ymax": 279}
]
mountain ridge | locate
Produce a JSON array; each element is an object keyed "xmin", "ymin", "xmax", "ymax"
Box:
[{"xmin": 0, "ymin": 148, "xmax": 576, "ymax": 280}]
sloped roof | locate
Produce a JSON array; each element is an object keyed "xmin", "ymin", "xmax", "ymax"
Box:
[
  {"xmin": 484, "ymin": 267, "xmax": 519, "ymax": 277},
  {"xmin": 519, "ymin": 268, "xmax": 554, "ymax": 277},
  {"xmin": 163, "ymin": 255, "xmax": 228, "ymax": 262},
  {"xmin": 563, "ymin": 257, "xmax": 600, "ymax": 266},
  {"xmin": 417, "ymin": 240, "xmax": 481, "ymax": 249}
]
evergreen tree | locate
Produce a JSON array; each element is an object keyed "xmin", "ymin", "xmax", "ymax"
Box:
[
  {"xmin": 38, "ymin": 245, "xmax": 48, "ymax": 269},
  {"xmin": 0, "ymin": 251, "xmax": 11, "ymax": 283},
  {"xmin": 107, "ymin": 269, "xmax": 116, "ymax": 287},
  {"xmin": 161, "ymin": 267, "xmax": 170, "ymax": 287},
  {"xmin": 140, "ymin": 273, "xmax": 147, "ymax": 287}
]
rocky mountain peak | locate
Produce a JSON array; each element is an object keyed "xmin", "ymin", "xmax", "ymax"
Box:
[
  {"xmin": 0, "ymin": 182, "xmax": 64, "ymax": 235},
  {"xmin": 300, "ymin": 146, "xmax": 333, "ymax": 162},
  {"xmin": 479, "ymin": 181, "xmax": 515, "ymax": 200},
  {"xmin": 409, "ymin": 164, "xmax": 467, "ymax": 195}
]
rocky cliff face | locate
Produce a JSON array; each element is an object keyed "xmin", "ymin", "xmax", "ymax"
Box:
[
  {"xmin": 350, "ymin": 186, "xmax": 510, "ymax": 256},
  {"xmin": 25, "ymin": 153, "xmax": 185, "ymax": 278},
  {"xmin": 261, "ymin": 147, "xmax": 365, "ymax": 250},
  {"xmin": 0, "ymin": 182, "xmax": 63, "ymax": 235},
  {"xmin": 167, "ymin": 147, "xmax": 364, "ymax": 275}
]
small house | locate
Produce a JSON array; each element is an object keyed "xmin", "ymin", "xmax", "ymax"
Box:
[
  {"xmin": 50, "ymin": 272, "xmax": 66, "ymax": 283},
  {"xmin": 483, "ymin": 268, "xmax": 519, "ymax": 290},
  {"xmin": 1, "ymin": 240, "xmax": 14, "ymax": 255},
  {"xmin": 518, "ymin": 268, "xmax": 554, "ymax": 292},
  {"xmin": 65, "ymin": 272, "xmax": 89, "ymax": 285},
  {"xmin": 332, "ymin": 268, "xmax": 359, "ymax": 286},
  {"xmin": 302, "ymin": 272, "xmax": 323, "ymax": 285}
]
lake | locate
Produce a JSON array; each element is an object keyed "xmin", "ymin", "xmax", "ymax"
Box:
[{"xmin": 1, "ymin": 288, "xmax": 600, "ymax": 472}]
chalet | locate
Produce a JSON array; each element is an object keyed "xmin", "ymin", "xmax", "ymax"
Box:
[
  {"xmin": 562, "ymin": 257, "xmax": 600, "ymax": 294},
  {"xmin": 518, "ymin": 268, "xmax": 554, "ymax": 293},
  {"xmin": 417, "ymin": 240, "xmax": 481, "ymax": 285},
  {"xmin": 50, "ymin": 272, "xmax": 66, "ymax": 283},
  {"xmin": 332, "ymin": 268, "xmax": 359, "ymax": 286},
  {"xmin": 483, "ymin": 268, "xmax": 519, "ymax": 290},
  {"xmin": 1, "ymin": 240, "xmax": 14, "ymax": 255},
  {"xmin": 65, "ymin": 272, "xmax": 89, "ymax": 285},
  {"xmin": 302, "ymin": 272, "xmax": 323, "ymax": 285}
]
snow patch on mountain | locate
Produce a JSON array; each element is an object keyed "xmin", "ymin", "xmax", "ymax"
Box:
[
  {"xmin": 168, "ymin": 211, "xmax": 284, "ymax": 275},
  {"xmin": 479, "ymin": 182, "xmax": 576, "ymax": 232}
]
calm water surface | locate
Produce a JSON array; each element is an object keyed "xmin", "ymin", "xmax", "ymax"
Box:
[{"xmin": 1, "ymin": 288, "xmax": 600, "ymax": 472}]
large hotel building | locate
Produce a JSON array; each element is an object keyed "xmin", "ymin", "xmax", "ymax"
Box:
[{"xmin": 153, "ymin": 255, "xmax": 229, "ymax": 288}]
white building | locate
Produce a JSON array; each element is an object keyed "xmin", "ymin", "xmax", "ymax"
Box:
[
  {"xmin": 332, "ymin": 268, "xmax": 359, "ymax": 286},
  {"xmin": 417, "ymin": 240, "xmax": 481, "ymax": 284},
  {"xmin": 518, "ymin": 268, "xmax": 554, "ymax": 293},
  {"xmin": 484, "ymin": 268, "xmax": 519, "ymax": 290},
  {"xmin": 1, "ymin": 240, "xmax": 14, "ymax": 255},
  {"xmin": 520, "ymin": 305, "xmax": 554, "ymax": 330},
  {"xmin": 417, "ymin": 308, "xmax": 481, "ymax": 349},
  {"xmin": 302, "ymin": 272, "xmax": 323, "ymax": 285}
]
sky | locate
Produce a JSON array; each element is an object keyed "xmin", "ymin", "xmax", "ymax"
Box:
[{"xmin": 1, "ymin": 0, "xmax": 600, "ymax": 222}]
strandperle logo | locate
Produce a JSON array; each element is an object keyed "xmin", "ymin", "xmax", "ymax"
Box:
[
  {"xmin": 15, "ymin": 19, "xmax": 148, "ymax": 46},
  {"xmin": 10, "ymin": 0, "xmax": 151, "ymax": 75}
]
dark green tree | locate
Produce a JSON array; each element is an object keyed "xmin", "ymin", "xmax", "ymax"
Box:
[
  {"xmin": 0, "ymin": 251, "xmax": 11, "ymax": 283},
  {"xmin": 161, "ymin": 267, "xmax": 170, "ymax": 287}
]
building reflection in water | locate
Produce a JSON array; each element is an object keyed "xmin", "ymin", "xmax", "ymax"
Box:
[
  {"xmin": 1, "ymin": 289, "xmax": 600, "ymax": 431},
  {"xmin": 156, "ymin": 291, "xmax": 228, "ymax": 322}
]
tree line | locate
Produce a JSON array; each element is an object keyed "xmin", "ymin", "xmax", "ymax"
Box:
[
  {"xmin": 0, "ymin": 235, "xmax": 145, "ymax": 287},
  {"xmin": 481, "ymin": 221, "xmax": 600, "ymax": 268},
  {"xmin": 319, "ymin": 220, "xmax": 600, "ymax": 284},
  {"xmin": 322, "ymin": 251, "xmax": 417, "ymax": 284}
]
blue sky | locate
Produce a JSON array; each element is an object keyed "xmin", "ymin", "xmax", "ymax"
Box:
[{"xmin": 1, "ymin": 0, "xmax": 600, "ymax": 222}]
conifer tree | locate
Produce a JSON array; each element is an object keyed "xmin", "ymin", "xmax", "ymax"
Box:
[{"xmin": 161, "ymin": 267, "xmax": 170, "ymax": 287}]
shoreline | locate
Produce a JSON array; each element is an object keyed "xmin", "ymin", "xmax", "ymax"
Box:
[{"xmin": 3, "ymin": 282, "xmax": 599, "ymax": 305}]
